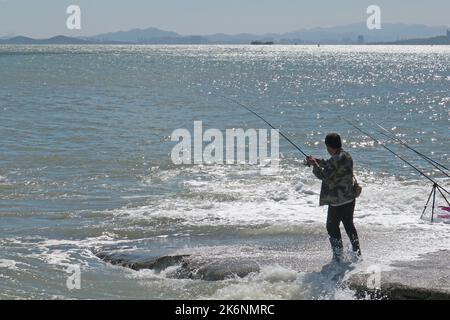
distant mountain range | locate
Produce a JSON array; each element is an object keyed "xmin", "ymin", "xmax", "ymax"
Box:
[
  {"xmin": 1, "ymin": 23, "xmax": 449, "ymax": 45},
  {"xmin": 281, "ymin": 23, "xmax": 449, "ymax": 43},
  {"xmin": 87, "ymin": 27, "xmax": 179, "ymax": 43},
  {"xmin": 374, "ymin": 30, "xmax": 450, "ymax": 45},
  {"xmin": 0, "ymin": 35, "xmax": 95, "ymax": 45}
]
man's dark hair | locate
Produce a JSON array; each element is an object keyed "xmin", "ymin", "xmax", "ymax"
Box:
[{"xmin": 325, "ymin": 133, "xmax": 342, "ymax": 149}]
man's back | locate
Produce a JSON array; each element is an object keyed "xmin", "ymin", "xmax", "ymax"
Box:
[{"xmin": 312, "ymin": 149, "xmax": 355, "ymax": 206}]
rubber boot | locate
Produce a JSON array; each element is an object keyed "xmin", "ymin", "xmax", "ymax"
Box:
[
  {"xmin": 349, "ymin": 235, "xmax": 362, "ymax": 258},
  {"xmin": 350, "ymin": 236, "xmax": 362, "ymax": 262},
  {"xmin": 329, "ymin": 237, "xmax": 343, "ymax": 262}
]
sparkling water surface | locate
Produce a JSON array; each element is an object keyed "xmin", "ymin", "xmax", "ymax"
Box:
[{"xmin": 0, "ymin": 45, "xmax": 449, "ymax": 299}]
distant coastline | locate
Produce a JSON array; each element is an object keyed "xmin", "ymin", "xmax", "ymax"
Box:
[
  {"xmin": 370, "ymin": 30, "xmax": 450, "ymax": 45},
  {"xmin": 250, "ymin": 41, "xmax": 274, "ymax": 45},
  {"xmin": 1, "ymin": 35, "xmax": 448, "ymax": 45},
  {"xmin": 0, "ymin": 35, "xmax": 128, "ymax": 45},
  {"xmin": 1, "ymin": 24, "xmax": 449, "ymax": 45}
]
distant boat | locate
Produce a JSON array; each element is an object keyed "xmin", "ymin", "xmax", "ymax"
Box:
[{"xmin": 250, "ymin": 41, "xmax": 274, "ymax": 45}]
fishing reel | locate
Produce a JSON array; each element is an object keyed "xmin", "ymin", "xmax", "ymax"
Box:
[{"xmin": 303, "ymin": 158, "xmax": 312, "ymax": 167}]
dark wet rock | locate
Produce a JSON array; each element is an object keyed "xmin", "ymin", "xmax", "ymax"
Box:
[
  {"xmin": 346, "ymin": 250, "xmax": 450, "ymax": 300},
  {"xmin": 96, "ymin": 251, "xmax": 260, "ymax": 281},
  {"xmin": 96, "ymin": 251, "xmax": 190, "ymax": 272},
  {"xmin": 176, "ymin": 258, "xmax": 260, "ymax": 281}
]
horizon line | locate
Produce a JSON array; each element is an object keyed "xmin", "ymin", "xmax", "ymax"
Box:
[{"xmin": 3, "ymin": 21, "xmax": 450, "ymax": 39}]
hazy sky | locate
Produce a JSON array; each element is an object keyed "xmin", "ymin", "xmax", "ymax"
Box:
[{"xmin": 0, "ymin": 0, "xmax": 449, "ymax": 38}]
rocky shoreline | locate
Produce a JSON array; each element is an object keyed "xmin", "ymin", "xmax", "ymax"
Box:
[
  {"xmin": 96, "ymin": 249, "xmax": 450, "ymax": 300},
  {"xmin": 345, "ymin": 250, "xmax": 450, "ymax": 300}
]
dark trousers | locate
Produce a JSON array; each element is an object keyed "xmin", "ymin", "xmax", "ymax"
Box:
[{"xmin": 327, "ymin": 200, "xmax": 361, "ymax": 257}]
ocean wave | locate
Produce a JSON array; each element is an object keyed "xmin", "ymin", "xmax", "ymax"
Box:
[
  {"xmin": 0, "ymin": 259, "xmax": 19, "ymax": 270},
  {"xmin": 111, "ymin": 163, "xmax": 449, "ymax": 229},
  {"xmin": 0, "ymin": 175, "xmax": 9, "ymax": 185}
]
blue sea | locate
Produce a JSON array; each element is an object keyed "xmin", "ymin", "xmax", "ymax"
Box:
[{"xmin": 0, "ymin": 45, "xmax": 449, "ymax": 299}]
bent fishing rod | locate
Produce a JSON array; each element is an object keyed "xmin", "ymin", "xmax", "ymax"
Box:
[
  {"xmin": 372, "ymin": 122, "xmax": 450, "ymax": 178},
  {"xmin": 217, "ymin": 94, "xmax": 310, "ymax": 158},
  {"xmin": 343, "ymin": 118, "xmax": 450, "ymax": 195}
]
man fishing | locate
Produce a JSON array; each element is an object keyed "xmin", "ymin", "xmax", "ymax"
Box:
[
  {"xmin": 306, "ymin": 133, "xmax": 362, "ymax": 262},
  {"xmin": 220, "ymin": 97, "xmax": 365, "ymax": 261}
]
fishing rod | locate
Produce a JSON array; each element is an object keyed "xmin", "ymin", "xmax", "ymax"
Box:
[
  {"xmin": 372, "ymin": 122, "xmax": 450, "ymax": 178},
  {"xmin": 343, "ymin": 118, "xmax": 450, "ymax": 196},
  {"xmin": 218, "ymin": 94, "xmax": 310, "ymax": 158}
]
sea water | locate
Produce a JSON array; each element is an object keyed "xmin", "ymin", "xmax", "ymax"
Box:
[{"xmin": 0, "ymin": 45, "xmax": 449, "ymax": 299}]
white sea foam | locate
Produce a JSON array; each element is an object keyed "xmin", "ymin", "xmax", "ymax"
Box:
[
  {"xmin": 205, "ymin": 264, "xmax": 350, "ymax": 300},
  {"xmin": 115, "ymin": 164, "xmax": 448, "ymax": 229},
  {"xmin": 0, "ymin": 259, "xmax": 18, "ymax": 270},
  {"xmin": 108, "ymin": 163, "xmax": 450, "ymax": 270}
]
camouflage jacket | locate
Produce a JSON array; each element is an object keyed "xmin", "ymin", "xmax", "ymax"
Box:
[{"xmin": 312, "ymin": 149, "xmax": 356, "ymax": 206}]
